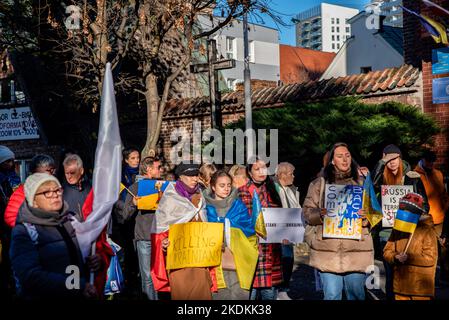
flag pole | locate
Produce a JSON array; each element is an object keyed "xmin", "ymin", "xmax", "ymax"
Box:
[
  {"xmin": 403, "ymin": 231, "xmax": 415, "ymax": 254},
  {"xmin": 122, "ymin": 185, "xmax": 136, "ymax": 198},
  {"xmin": 89, "ymin": 242, "xmax": 96, "ymax": 285}
]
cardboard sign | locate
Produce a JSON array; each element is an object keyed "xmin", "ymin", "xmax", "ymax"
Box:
[
  {"xmin": 166, "ymin": 222, "xmax": 223, "ymax": 270},
  {"xmin": 381, "ymin": 185, "xmax": 414, "ymax": 228},
  {"xmin": 137, "ymin": 179, "xmax": 171, "ymax": 210},
  {"xmin": 259, "ymin": 208, "xmax": 305, "ymax": 244},
  {"xmin": 323, "ymin": 184, "xmax": 363, "ymax": 240}
]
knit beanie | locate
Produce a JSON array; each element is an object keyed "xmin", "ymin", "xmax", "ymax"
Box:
[
  {"xmin": 0, "ymin": 145, "xmax": 15, "ymax": 164},
  {"xmin": 24, "ymin": 173, "xmax": 62, "ymax": 207},
  {"xmin": 399, "ymin": 192, "xmax": 425, "ymax": 215}
]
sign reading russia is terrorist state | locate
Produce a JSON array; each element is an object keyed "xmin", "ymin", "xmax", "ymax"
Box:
[
  {"xmin": 166, "ymin": 222, "xmax": 223, "ymax": 270},
  {"xmin": 323, "ymin": 184, "xmax": 363, "ymax": 240}
]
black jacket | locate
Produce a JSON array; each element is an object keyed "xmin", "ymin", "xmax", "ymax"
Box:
[{"xmin": 9, "ymin": 202, "xmax": 87, "ymax": 299}]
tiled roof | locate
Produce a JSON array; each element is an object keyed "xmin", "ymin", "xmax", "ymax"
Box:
[
  {"xmin": 280, "ymin": 45, "xmax": 336, "ymax": 83},
  {"xmin": 163, "ymin": 64, "xmax": 420, "ymax": 118}
]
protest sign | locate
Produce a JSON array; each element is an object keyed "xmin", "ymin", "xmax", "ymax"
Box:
[
  {"xmin": 166, "ymin": 222, "xmax": 223, "ymax": 270},
  {"xmin": 323, "ymin": 184, "xmax": 363, "ymax": 240},
  {"xmin": 381, "ymin": 185, "xmax": 414, "ymax": 227},
  {"xmin": 259, "ymin": 208, "xmax": 305, "ymax": 244},
  {"xmin": 137, "ymin": 179, "xmax": 171, "ymax": 210}
]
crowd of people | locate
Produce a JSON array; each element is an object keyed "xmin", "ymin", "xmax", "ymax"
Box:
[{"xmin": 0, "ymin": 142, "xmax": 448, "ymax": 301}]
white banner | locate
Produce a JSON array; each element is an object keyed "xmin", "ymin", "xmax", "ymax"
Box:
[
  {"xmin": 381, "ymin": 185, "xmax": 414, "ymax": 227},
  {"xmin": 259, "ymin": 208, "xmax": 305, "ymax": 244},
  {"xmin": 0, "ymin": 107, "xmax": 39, "ymax": 141}
]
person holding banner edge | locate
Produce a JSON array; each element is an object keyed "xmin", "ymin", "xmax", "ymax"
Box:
[
  {"xmin": 371, "ymin": 144, "xmax": 428, "ymax": 300},
  {"xmin": 204, "ymin": 170, "xmax": 258, "ymax": 300},
  {"xmin": 303, "ymin": 142, "xmax": 374, "ymax": 300},
  {"xmin": 238, "ymin": 157, "xmax": 283, "ymax": 301}
]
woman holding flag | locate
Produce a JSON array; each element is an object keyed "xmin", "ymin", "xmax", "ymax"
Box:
[
  {"xmin": 371, "ymin": 144, "xmax": 429, "ymax": 299},
  {"xmin": 383, "ymin": 193, "xmax": 438, "ymax": 300},
  {"xmin": 204, "ymin": 170, "xmax": 258, "ymax": 300},
  {"xmin": 238, "ymin": 157, "xmax": 283, "ymax": 300},
  {"xmin": 303, "ymin": 142, "xmax": 374, "ymax": 300}
]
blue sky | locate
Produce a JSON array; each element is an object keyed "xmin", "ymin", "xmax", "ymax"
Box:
[{"xmin": 253, "ymin": 0, "xmax": 372, "ymax": 45}]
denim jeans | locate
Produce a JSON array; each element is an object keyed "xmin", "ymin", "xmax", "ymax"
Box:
[
  {"xmin": 250, "ymin": 287, "xmax": 278, "ymax": 300},
  {"xmin": 319, "ymin": 272, "xmax": 366, "ymax": 300},
  {"xmin": 136, "ymin": 240, "xmax": 158, "ymax": 300}
]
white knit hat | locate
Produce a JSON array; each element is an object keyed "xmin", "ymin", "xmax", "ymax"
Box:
[
  {"xmin": 24, "ymin": 173, "xmax": 62, "ymax": 207},
  {"xmin": 0, "ymin": 145, "xmax": 15, "ymax": 164}
]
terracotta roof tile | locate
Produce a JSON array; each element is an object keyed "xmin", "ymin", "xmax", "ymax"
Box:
[{"xmin": 162, "ymin": 64, "xmax": 421, "ymax": 118}]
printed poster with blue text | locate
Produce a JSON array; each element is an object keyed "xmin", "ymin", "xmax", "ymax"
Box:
[{"xmin": 323, "ymin": 184, "xmax": 363, "ymax": 240}]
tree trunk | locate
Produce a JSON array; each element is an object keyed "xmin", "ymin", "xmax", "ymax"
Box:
[{"xmin": 142, "ymin": 73, "xmax": 160, "ymax": 158}]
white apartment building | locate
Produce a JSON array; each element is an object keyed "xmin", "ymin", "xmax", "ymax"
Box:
[
  {"xmin": 198, "ymin": 16, "xmax": 280, "ymax": 90},
  {"xmin": 295, "ymin": 3, "xmax": 359, "ymax": 53},
  {"xmin": 370, "ymin": 0, "xmax": 403, "ymax": 27}
]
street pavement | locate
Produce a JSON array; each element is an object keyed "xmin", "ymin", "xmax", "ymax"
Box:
[{"xmin": 287, "ymin": 244, "xmax": 449, "ymax": 300}]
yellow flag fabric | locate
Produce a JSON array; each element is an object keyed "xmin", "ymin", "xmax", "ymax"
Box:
[
  {"xmin": 119, "ymin": 183, "xmax": 126, "ymax": 194},
  {"xmin": 362, "ymin": 173, "xmax": 383, "ymax": 228},
  {"xmin": 137, "ymin": 193, "xmax": 160, "ymax": 210},
  {"xmin": 422, "ymin": 14, "xmax": 449, "ymax": 45},
  {"xmin": 215, "ymin": 227, "xmax": 258, "ymax": 290}
]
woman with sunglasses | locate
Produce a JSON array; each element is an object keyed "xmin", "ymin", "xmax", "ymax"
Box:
[{"xmin": 9, "ymin": 173, "xmax": 98, "ymax": 299}]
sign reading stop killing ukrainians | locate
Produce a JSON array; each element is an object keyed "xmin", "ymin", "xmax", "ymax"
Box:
[
  {"xmin": 259, "ymin": 208, "xmax": 305, "ymax": 244},
  {"xmin": 166, "ymin": 222, "xmax": 223, "ymax": 270},
  {"xmin": 0, "ymin": 107, "xmax": 39, "ymax": 141},
  {"xmin": 323, "ymin": 184, "xmax": 363, "ymax": 240},
  {"xmin": 381, "ymin": 185, "xmax": 414, "ymax": 228}
]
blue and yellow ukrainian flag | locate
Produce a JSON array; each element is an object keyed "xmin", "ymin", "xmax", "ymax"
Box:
[
  {"xmin": 393, "ymin": 209, "xmax": 420, "ymax": 233},
  {"xmin": 252, "ymin": 190, "xmax": 267, "ymax": 240},
  {"xmin": 401, "ymin": 6, "xmax": 448, "ymax": 45},
  {"xmin": 137, "ymin": 179, "xmax": 170, "ymax": 210},
  {"xmin": 362, "ymin": 173, "xmax": 383, "ymax": 228}
]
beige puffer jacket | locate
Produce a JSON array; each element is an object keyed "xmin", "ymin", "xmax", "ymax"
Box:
[{"xmin": 303, "ymin": 174, "xmax": 374, "ymax": 274}]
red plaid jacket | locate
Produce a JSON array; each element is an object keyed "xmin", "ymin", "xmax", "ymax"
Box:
[{"xmin": 238, "ymin": 180, "xmax": 282, "ymax": 288}]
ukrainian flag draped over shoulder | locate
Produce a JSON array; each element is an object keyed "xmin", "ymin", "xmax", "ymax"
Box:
[
  {"xmin": 206, "ymin": 199, "xmax": 259, "ymax": 290},
  {"xmin": 252, "ymin": 190, "xmax": 267, "ymax": 239},
  {"xmin": 362, "ymin": 173, "xmax": 383, "ymax": 228}
]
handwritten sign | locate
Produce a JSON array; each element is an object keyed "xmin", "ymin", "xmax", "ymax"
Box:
[
  {"xmin": 0, "ymin": 107, "xmax": 39, "ymax": 141},
  {"xmin": 166, "ymin": 222, "xmax": 223, "ymax": 270},
  {"xmin": 259, "ymin": 208, "xmax": 305, "ymax": 244},
  {"xmin": 381, "ymin": 185, "xmax": 414, "ymax": 228},
  {"xmin": 323, "ymin": 184, "xmax": 363, "ymax": 240}
]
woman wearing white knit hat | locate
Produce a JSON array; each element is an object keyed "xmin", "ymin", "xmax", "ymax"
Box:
[{"xmin": 9, "ymin": 172, "xmax": 98, "ymax": 299}]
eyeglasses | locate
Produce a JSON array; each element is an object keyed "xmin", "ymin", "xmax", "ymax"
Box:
[{"xmin": 35, "ymin": 187, "xmax": 63, "ymax": 198}]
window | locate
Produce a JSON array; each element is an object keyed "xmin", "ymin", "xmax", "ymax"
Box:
[
  {"xmin": 249, "ymin": 40, "xmax": 255, "ymax": 63},
  {"xmin": 226, "ymin": 78, "xmax": 236, "ymax": 90},
  {"xmin": 332, "ymin": 43, "xmax": 335, "ymax": 49},
  {"xmin": 336, "ymin": 18, "xmax": 340, "ymax": 24},
  {"xmin": 337, "ymin": 43, "xmax": 340, "ymax": 49},
  {"xmin": 226, "ymin": 37, "xmax": 235, "ymax": 59},
  {"xmin": 346, "ymin": 26, "xmax": 350, "ymax": 33},
  {"xmin": 331, "ymin": 18, "xmax": 335, "ymax": 24},
  {"xmin": 337, "ymin": 35, "xmax": 340, "ymax": 41},
  {"xmin": 361, "ymin": 66, "xmax": 372, "ymax": 74},
  {"xmin": 332, "ymin": 26, "xmax": 335, "ymax": 32},
  {"xmin": 332, "ymin": 35, "xmax": 335, "ymax": 41},
  {"xmin": 337, "ymin": 27, "xmax": 340, "ymax": 32}
]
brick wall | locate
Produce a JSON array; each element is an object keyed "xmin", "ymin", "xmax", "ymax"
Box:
[{"xmin": 403, "ymin": 0, "xmax": 449, "ymax": 171}]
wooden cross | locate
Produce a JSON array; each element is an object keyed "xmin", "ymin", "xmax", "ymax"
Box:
[{"xmin": 191, "ymin": 39, "xmax": 235, "ymax": 129}]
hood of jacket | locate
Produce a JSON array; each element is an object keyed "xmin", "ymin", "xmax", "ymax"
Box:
[
  {"xmin": 203, "ymin": 187, "xmax": 239, "ymax": 217},
  {"xmin": 17, "ymin": 201, "xmax": 70, "ymax": 226}
]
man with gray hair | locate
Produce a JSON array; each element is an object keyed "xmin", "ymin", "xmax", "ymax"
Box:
[
  {"xmin": 274, "ymin": 162, "xmax": 301, "ymax": 300},
  {"xmin": 62, "ymin": 154, "xmax": 91, "ymax": 220},
  {"xmin": 119, "ymin": 156, "xmax": 162, "ymax": 300}
]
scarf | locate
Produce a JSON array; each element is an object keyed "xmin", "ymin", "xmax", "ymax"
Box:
[
  {"xmin": 0, "ymin": 170, "xmax": 21, "ymax": 190},
  {"xmin": 175, "ymin": 180, "xmax": 199, "ymax": 201},
  {"xmin": 333, "ymin": 167, "xmax": 353, "ymax": 181},
  {"xmin": 122, "ymin": 165, "xmax": 139, "ymax": 187},
  {"xmin": 17, "ymin": 201, "xmax": 69, "ymax": 226}
]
